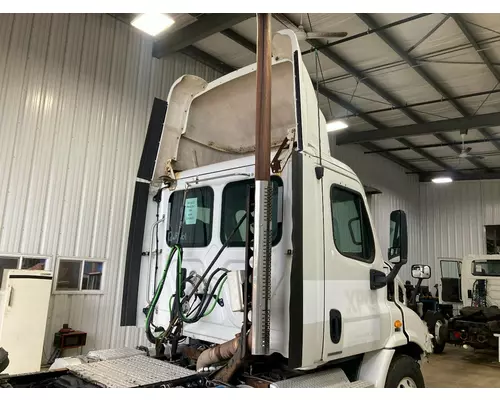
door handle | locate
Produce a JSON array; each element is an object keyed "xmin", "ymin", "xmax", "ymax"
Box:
[
  {"xmin": 7, "ymin": 287, "xmax": 14, "ymax": 308},
  {"xmin": 329, "ymin": 309, "xmax": 342, "ymax": 344}
]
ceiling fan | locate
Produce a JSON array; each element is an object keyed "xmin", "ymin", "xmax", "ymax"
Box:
[
  {"xmin": 457, "ymin": 129, "xmax": 484, "ymax": 163},
  {"xmin": 294, "ymin": 14, "xmax": 348, "ymax": 41}
]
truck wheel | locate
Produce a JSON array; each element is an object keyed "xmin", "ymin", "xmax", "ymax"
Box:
[
  {"xmin": 385, "ymin": 354, "xmax": 425, "ymax": 388},
  {"xmin": 425, "ymin": 312, "xmax": 446, "ymax": 354}
]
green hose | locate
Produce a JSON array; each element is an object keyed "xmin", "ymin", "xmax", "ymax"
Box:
[{"xmin": 145, "ymin": 245, "xmax": 180, "ymax": 340}]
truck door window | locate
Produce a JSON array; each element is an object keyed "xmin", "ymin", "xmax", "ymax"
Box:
[
  {"xmin": 167, "ymin": 187, "xmax": 214, "ymax": 247},
  {"xmin": 330, "ymin": 186, "xmax": 375, "ymax": 263},
  {"xmin": 440, "ymin": 260, "xmax": 461, "ymax": 302},
  {"xmin": 221, "ymin": 177, "xmax": 283, "ymax": 247},
  {"xmin": 441, "ymin": 260, "xmax": 461, "ymax": 279}
]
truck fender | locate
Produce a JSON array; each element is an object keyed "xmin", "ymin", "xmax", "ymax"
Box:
[{"xmin": 358, "ymin": 349, "xmax": 395, "ymax": 388}]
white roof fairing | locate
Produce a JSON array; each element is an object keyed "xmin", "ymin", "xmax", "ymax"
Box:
[{"xmin": 152, "ymin": 29, "xmax": 331, "ymax": 182}]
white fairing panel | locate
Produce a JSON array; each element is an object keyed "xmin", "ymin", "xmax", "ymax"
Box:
[{"xmin": 151, "ymin": 29, "xmax": 329, "ymax": 182}]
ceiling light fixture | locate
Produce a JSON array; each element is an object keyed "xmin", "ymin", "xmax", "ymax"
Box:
[
  {"xmin": 432, "ymin": 177, "xmax": 453, "ymax": 184},
  {"xmin": 326, "ymin": 120, "xmax": 348, "ymax": 132},
  {"xmin": 131, "ymin": 13, "xmax": 175, "ymax": 37}
]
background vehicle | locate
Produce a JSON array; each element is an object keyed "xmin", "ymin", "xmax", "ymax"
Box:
[{"xmin": 433, "ymin": 255, "xmax": 500, "ymax": 351}]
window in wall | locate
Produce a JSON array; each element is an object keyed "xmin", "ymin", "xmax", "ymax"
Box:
[
  {"xmin": 0, "ymin": 255, "xmax": 50, "ymax": 287},
  {"xmin": 167, "ymin": 187, "xmax": 214, "ymax": 248},
  {"xmin": 221, "ymin": 177, "xmax": 283, "ymax": 247},
  {"xmin": 55, "ymin": 258, "xmax": 105, "ymax": 293},
  {"xmin": 330, "ymin": 186, "xmax": 375, "ymax": 263},
  {"xmin": 486, "ymin": 225, "xmax": 500, "ymax": 255}
]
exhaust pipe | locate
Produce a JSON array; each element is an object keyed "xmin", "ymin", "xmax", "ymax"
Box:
[{"xmin": 196, "ymin": 332, "xmax": 252, "ymax": 372}]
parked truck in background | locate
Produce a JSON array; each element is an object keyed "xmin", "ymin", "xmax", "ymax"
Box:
[
  {"xmin": 0, "ymin": 28, "xmax": 433, "ymax": 389},
  {"xmin": 425, "ymin": 255, "xmax": 500, "ymax": 353}
]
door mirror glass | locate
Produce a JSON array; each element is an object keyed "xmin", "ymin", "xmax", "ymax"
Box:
[
  {"xmin": 388, "ymin": 210, "xmax": 408, "ymax": 264},
  {"xmin": 411, "ymin": 264, "xmax": 431, "ymax": 279}
]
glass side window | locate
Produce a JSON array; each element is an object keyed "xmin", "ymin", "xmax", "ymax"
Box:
[
  {"xmin": 473, "ymin": 260, "xmax": 500, "ymax": 276},
  {"xmin": 440, "ymin": 260, "xmax": 461, "ymax": 279},
  {"xmin": 330, "ymin": 186, "xmax": 375, "ymax": 263},
  {"xmin": 220, "ymin": 177, "xmax": 283, "ymax": 247},
  {"xmin": 167, "ymin": 187, "xmax": 214, "ymax": 248}
]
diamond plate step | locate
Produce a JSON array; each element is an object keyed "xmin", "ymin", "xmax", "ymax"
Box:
[
  {"xmin": 270, "ymin": 368, "xmax": 373, "ymax": 388},
  {"xmin": 86, "ymin": 348, "xmax": 146, "ymax": 361},
  {"xmin": 68, "ymin": 355, "xmax": 195, "ymax": 388}
]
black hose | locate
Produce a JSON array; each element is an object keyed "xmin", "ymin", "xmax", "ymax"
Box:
[{"xmin": 174, "ymin": 213, "xmax": 247, "ymax": 319}]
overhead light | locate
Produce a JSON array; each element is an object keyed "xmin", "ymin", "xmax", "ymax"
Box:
[
  {"xmin": 432, "ymin": 177, "xmax": 453, "ymax": 184},
  {"xmin": 131, "ymin": 13, "xmax": 175, "ymax": 37},
  {"xmin": 326, "ymin": 120, "xmax": 348, "ymax": 132}
]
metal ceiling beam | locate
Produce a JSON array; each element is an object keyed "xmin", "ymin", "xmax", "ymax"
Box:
[
  {"xmin": 452, "ymin": 14, "xmax": 500, "ymax": 82},
  {"xmin": 298, "ymin": 13, "xmax": 432, "ymax": 56},
  {"xmin": 360, "ymin": 142, "xmax": 423, "ymax": 173},
  {"xmin": 153, "ymin": 13, "xmax": 254, "ymax": 58},
  {"xmin": 356, "ymin": 13, "xmax": 500, "ymax": 158},
  {"xmin": 337, "ymin": 111, "xmax": 500, "ymax": 144},
  {"xmin": 273, "ymin": 13, "xmax": 458, "ymax": 174},
  {"xmin": 181, "ymin": 45, "xmax": 236, "ymax": 75},
  {"xmin": 351, "ymin": 88, "xmax": 500, "ymax": 118},
  {"xmin": 364, "ymin": 137, "xmax": 500, "ymax": 153},
  {"xmin": 220, "ymin": 29, "xmax": 257, "ymax": 53}
]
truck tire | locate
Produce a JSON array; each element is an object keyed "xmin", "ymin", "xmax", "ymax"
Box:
[
  {"xmin": 385, "ymin": 354, "xmax": 425, "ymax": 388},
  {"xmin": 425, "ymin": 312, "xmax": 446, "ymax": 354}
]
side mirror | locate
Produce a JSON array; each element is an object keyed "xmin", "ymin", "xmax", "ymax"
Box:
[
  {"xmin": 388, "ymin": 210, "xmax": 408, "ymax": 265},
  {"xmin": 411, "ymin": 264, "xmax": 431, "ymax": 280}
]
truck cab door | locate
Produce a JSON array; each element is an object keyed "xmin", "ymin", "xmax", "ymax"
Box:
[
  {"xmin": 438, "ymin": 258, "xmax": 462, "ymax": 305},
  {"xmin": 321, "ymin": 166, "xmax": 391, "ymax": 361}
]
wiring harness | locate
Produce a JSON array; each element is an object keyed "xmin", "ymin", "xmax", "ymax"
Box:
[{"xmin": 471, "ymin": 279, "xmax": 487, "ymax": 308}]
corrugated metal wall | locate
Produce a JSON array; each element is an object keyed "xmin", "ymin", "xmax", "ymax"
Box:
[
  {"xmin": 335, "ymin": 145, "xmax": 422, "ymax": 284},
  {"xmin": 0, "ymin": 13, "xmax": 221, "ymax": 359},
  {"xmin": 420, "ymin": 180, "xmax": 500, "ymax": 287}
]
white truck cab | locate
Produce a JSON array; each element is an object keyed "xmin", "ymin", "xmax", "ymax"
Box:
[
  {"xmin": 0, "ymin": 28, "xmax": 433, "ymax": 391},
  {"xmin": 130, "ymin": 29, "xmax": 433, "ymax": 388}
]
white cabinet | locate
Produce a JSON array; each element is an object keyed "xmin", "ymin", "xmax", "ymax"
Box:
[{"xmin": 0, "ymin": 269, "xmax": 52, "ymax": 374}]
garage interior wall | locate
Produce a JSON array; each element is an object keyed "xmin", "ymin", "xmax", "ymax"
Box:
[
  {"xmin": 0, "ymin": 13, "xmax": 221, "ymax": 359},
  {"xmin": 419, "ymin": 180, "xmax": 500, "ymax": 287},
  {"xmin": 334, "ymin": 144, "xmax": 422, "ymax": 284}
]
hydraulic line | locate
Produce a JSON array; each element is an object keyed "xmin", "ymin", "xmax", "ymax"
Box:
[
  {"xmin": 149, "ymin": 212, "xmax": 247, "ymax": 343},
  {"xmin": 145, "ymin": 245, "xmax": 181, "ymax": 343}
]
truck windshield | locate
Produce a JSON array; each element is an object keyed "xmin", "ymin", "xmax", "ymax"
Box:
[{"xmin": 472, "ymin": 260, "xmax": 500, "ymax": 276}]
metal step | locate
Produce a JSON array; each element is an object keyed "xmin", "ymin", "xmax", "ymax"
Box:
[
  {"xmin": 86, "ymin": 347, "xmax": 147, "ymax": 361},
  {"xmin": 270, "ymin": 368, "xmax": 374, "ymax": 388},
  {"xmin": 68, "ymin": 355, "xmax": 195, "ymax": 388}
]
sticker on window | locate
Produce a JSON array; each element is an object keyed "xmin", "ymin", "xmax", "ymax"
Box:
[{"xmin": 184, "ymin": 198, "xmax": 198, "ymax": 225}]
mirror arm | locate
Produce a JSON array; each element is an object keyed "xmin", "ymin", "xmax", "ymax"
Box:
[
  {"xmin": 409, "ymin": 277, "xmax": 423, "ymax": 306},
  {"xmin": 385, "ymin": 261, "xmax": 406, "ymax": 285}
]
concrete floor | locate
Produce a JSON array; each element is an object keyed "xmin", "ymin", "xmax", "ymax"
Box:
[{"xmin": 423, "ymin": 345, "xmax": 500, "ymax": 388}]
